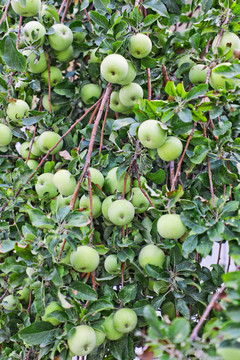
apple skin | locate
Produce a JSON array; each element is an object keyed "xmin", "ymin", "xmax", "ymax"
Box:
[
  {"xmin": 108, "ymin": 199, "xmax": 135, "ymax": 226},
  {"xmin": 129, "ymin": 33, "xmax": 152, "ymax": 59},
  {"xmin": 104, "ymin": 254, "xmax": 121, "ymax": 274},
  {"xmin": 109, "ymin": 91, "xmax": 131, "ymax": 113},
  {"xmin": 103, "ymin": 314, "xmax": 123, "ymax": 341},
  {"xmin": 177, "ymin": 54, "xmax": 194, "ymax": 69},
  {"xmin": 41, "ymin": 66, "xmax": 62, "ymax": 87},
  {"xmin": 138, "ymin": 119, "xmax": 167, "ymax": 149},
  {"xmin": 38, "ymin": 131, "xmax": 63, "ymax": 154},
  {"xmin": 212, "ymin": 31, "xmax": 240, "ymax": 58},
  {"xmin": 113, "ymin": 308, "xmax": 138, "ymax": 333},
  {"xmin": 70, "ymin": 245, "xmax": 100, "ymax": 273},
  {"xmin": 157, "ymin": 136, "xmax": 183, "ymax": 161},
  {"xmin": 81, "ymin": 167, "xmax": 104, "ymax": 191},
  {"xmin": 104, "ymin": 167, "xmax": 131, "ymax": 194},
  {"xmin": 26, "ymin": 159, "xmax": 38, "ymax": 170},
  {"xmin": 161, "ymin": 301, "xmax": 175, "ymax": 320},
  {"xmin": 189, "ymin": 64, "xmax": 208, "ymax": 84},
  {"xmin": 80, "ymin": 194, "xmax": 102, "ymax": 218},
  {"xmin": 53, "ymin": 170, "xmax": 76, "ymax": 196},
  {"xmin": 139, "ymin": 244, "xmax": 165, "ymax": 270},
  {"xmin": 11, "ymin": 0, "xmax": 41, "ymax": 17},
  {"xmin": 23, "ymin": 50, "xmax": 47, "ymax": 74},
  {"xmin": 55, "ymin": 45, "xmax": 74, "ymax": 63},
  {"xmin": 100, "ymin": 54, "xmax": 128, "ymax": 84},
  {"xmin": 55, "ymin": 194, "xmax": 79, "ymax": 210},
  {"xmin": 42, "ymin": 301, "xmax": 62, "ymax": 326},
  {"xmin": 94, "ymin": 328, "xmax": 106, "ymax": 347},
  {"xmin": 23, "ymin": 21, "xmax": 46, "ymax": 45},
  {"xmin": 42, "ymin": 94, "xmax": 61, "ymax": 112},
  {"xmin": 48, "ymin": 24, "xmax": 73, "ymax": 51},
  {"xmin": 17, "ymin": 287, "xmax": 30, "ymax": 303},
  {"xmin": 102, "ymin": 195, "xmax": 114, "ymax": 222},
  {"xmin": 88, "ymin": 48, "xmax": 101, "ymax": 64},
  {"xmin": 40, "ymin": 4, "xmax": 59, "ymax": 27},
  {"xmin": 2, "ymin": 295, "xmax": 19, "ymax": 311},
  {"xmin": 210, "ymin": 63, "xmax": 237, "ymax": 90},
  {"xmin": 117, "ymin": 60, "xmax": 136, "ymax": 85},
  {"xmin": 157, "ymin": 214, "xmax": 186, "ymax": 239},
  {"xmin": 148, "ymin": 280, "xmax": 169, "ymax": 294},
  {"xmin": 127, "ymin": 187, "xmax": 149, "ymax": 213},
  {"xmin": 31, "ymin": 136, "xmax": 44, "ymax": 157},
  {"xmin": 80, "ymin": 84, "xmax": 102, "ymax": 105},
  {"xmin": 7, "ymin": 100, "xmax": 30, "ymax": 121},
  {"xmin": 119, "ymin": 82, "xmax": 143, "ymax": 107},
  {"xmin": 73, "ymin": 31, "xmax": 86, "ymax": 43},
  {"xmin": 20, "ymin": 142, "xmax": 36, "ymax": 159},
  {"xmin": 217, "ymin": 342, "xmax": 240, "ymax": 360},
  {"xmin": 0, "ymin": 124, "xmax": 12, "ymax": 146},
  {"xmin": 68, "ymin": 325, "xmax": 97, "ymax": 356},
  {"xmin": 35, "ymin": 173, "xmax": 58, "ymax": 199}
]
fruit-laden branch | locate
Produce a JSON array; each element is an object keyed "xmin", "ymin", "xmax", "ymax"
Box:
[
  {"xmin": 0, "ymin": 98, "xmax": 103, "ymax": 214},
  {"xmin": 170, "ymin": 123, "xmax": 196, "ymax": 191},
  {"xmin": 17, "ymin": 16, "xmax": 22, "ymax": 49},
  {"xmin": 45, "ymin": 53, "xmax": 52, "ymax": 113},
  {"xmin": 0, "ymin": 0, "xmax": 11, "ymax": 26},
  {"xmin": 70, "ymin": 83, "xmax": 112, "ymax": 210},
  {"xmin": 25, "ymin": 124, "xmax": 37, "ymax": 165}
]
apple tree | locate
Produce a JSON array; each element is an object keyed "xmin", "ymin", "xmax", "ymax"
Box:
[{"xmin": 0, "ymin": 0, "xmax": 240, "ymax": 359}]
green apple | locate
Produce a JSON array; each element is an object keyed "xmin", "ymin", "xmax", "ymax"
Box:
[
  {"xmin": 81, "ymin": 167, "xmax": 104, "ymax": 191},
  {"xmin": 148, "ymin": 280, "xmax": 169, "ymax": 294},
  {"xmin": 157, "ymin": 136, "xmax": 183, "ymax": 161},
  {"xmin": 23, "ymin": 50, "xmax": 47, "ymax": 74},
  {"xmin": 11, "ymin": 0, "xmax": 41, "ymax": 17},
  {"xmin": 55, "ymin": 45, "xmax": 74, "ymax": 63},
  {"xmin": 189, "ymin": 64, "xmax": 208, "ymax": 84},
  {"xmin": 233, "ymin": 184, "xmax": 240, "ymax": 202},
  {"xmin": 102, "ymin": 195, "xmax": 114, "ymax": 221},
  {"xmin": 177, "ymin": 54, "xmax": 194, "ymax": 69},
  {"xmin": 40, "ymin": 4, "xmax": 59, "ymax": 26},
  {"xmin": 41, "ymin": 66, "xmax": 62, "ymax": 87},
  {"xmin": 38, "ymin": 131, "xmax": 63, "ymax": 154},
  {"xmin": 212, "ymin": 32, "xmax": 240, "ymax": 58},
  {"xmin": 53, "ymin": 170, "xmax": 76, "ymax": 196},
  {"xmin": 70, "ymin": 245, "xmax": 100, "ymax": 272},
  {"xmin": 42, "ymin": 301, "xmax": 62, "ymax": 326},
  {"xmin": 133, "ymin": 176, "xmax": 146, "ymax": 188},
  {"xmin": 104, "ymin": 167, "xmax": 131, "ymax": 194},
  {"xmin": 138, "ymin": 119, "xmax": 167, "ymax": 149},
  {"xmin": 73, "ymin": 31, "xmax": 86, "ymax": 44},
  {"xmin": 108, "ymin": 199, "xmax": 135, "ymax": 226},
  {"xmin": 139, "ymin": 244, "xmax": 165, "ymax": 269},
  {"xmin": 7, "ymin": 99, "xmax": 30, "ymax": 121},
  {"xmin": 119, "ymin": 82, "xmax": 143, "ymax": 107},
  {"xmin": 117, "ymin": 60, "xmax": 136, "ymax": 85},
  {"xmin": 20, "ymin": 142, "xmax": 36, "ymax": 159},
  {"xmin": 23, "ymin": 21, "xmax": 46, "ymax": 45},
  {"xmin": 157, "ymin": 214, "xmax": 186, "ymax": 239},
  {"xmin": 88, "ymin": 48, "xmax": 101, "ymax": 64},
  {"xmin": 100, "ymin": 54, "xmax": 128, "ymax": 83},
  {"xmin": 109, "ymin": 91, "xmax": 131, "ymax": 113},
  {"xmin": 42, "ymin": 94, "xmax": 61, "ymax": 112},
  {"xmin": 26, "ymin": 159, "xmax": 38, "ymax": 169},
  {"xmin": 48, "ymin": 24, "xmax": 73, "ymax": 51},
  {"xmin": 129, "ymin": 33, "xmax": 152, "ymax": 59},
  {"xmin": 80, "ymin": 194, "xmax": 102, "ymax": 218},
  {"xmin": 217, "ymin": 341, "xmax": 240, "ymax": 360},
  {"xmin": 2, "ymin": 295, "xmax": 19, "ymax": 310},
  {"xmin": 210, "ymin": 63, "xmax": 237, "ymax": 90},
  {"xmin": 68, "ymin": 325, "xmax": 97, "ymax": 356},
  {"xmin": 127, "ymin": 187, "xmax": 149, "ymax": 213},
  {"xmin": 113, "ymin": 308, "xmax": 138, "ymax": 333},
  {"xmin": 94, "ymin": 327, "xmax": 106, "ymax": 347},
  {"xmin": 104, "ymin": 254, "xmax": 121, "ymax": 274},
  {"xmin": 55, "ymin": 194, "xmax": 79, "ymax": 210},
  {"xmin": 161, "ymin": 301, "xmax": 175, "ymax": 320},
  {"xmin": 80, "ymin": 84, "xmax": 102, "ymax": 105},
  {"xmin": 0, "ymin": 124, "xmax": 12, "ymax": 146},
  {"xmin": 31, "ymin": 136, "xmax": 44, "ymax": 157},
  {"xmin": 35, "ymin": 173, "xmax": 58, "ymax": 198},
  {"xmin": 103, "ymin": 314, "xmax": 123, "ymax": 340}
]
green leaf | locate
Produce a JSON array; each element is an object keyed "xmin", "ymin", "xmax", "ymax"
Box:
[
  {"xmin": 213, "ymin": 63, "xmax": 240, "ymax": 78},
  {"xmin": 0, "ymin": 33, "xmax": 27, "ymax": 72},
  {"xmin": 178, "ymin": 108, "xmax": 192, "ymax": 123},
  {"xmin": 87, "ymin": 300, "xmax": 114, "ymax": 316},
  {"xmin": 144, "ymin": 305, "xmax": 162, "ymax": 336},
  {"xmin": 168, "ymin": 318, "xmax": 190, "ymax": 343},
  {"xmin": 112, "ymin": 118, "xmax": 135, "ymax": 131},
  {"xmin": 28, "ymin": 209, "xmax": 55, "ymax": 229},
  {"xmin": 109, "ymin": 336, "xmax": 135, "ymax": 360},
  {"xmin": 65, "ymin": 211, "xmax": 90, "ymax": 228},
  {"xmin": 22, "ymin": 113, "xmax": 46, "ymax": 126},
  {"xmin": 90, "ymin": 11, "xmax": 110, "ymax": 29},
  {"xmin": 218, "ymin": 165, "xmax": 238, "ymax": 185},
  {"xmin": 182, "ymin": 235, "xmax": 198, "ymax": 258},
  {"xmin": 147, "ymin": 169, "xmax": 166, "ymax": 184},
  {"xmin": 70, "ymin": 281, "xmax": 98, "ymax": 301},
  {"xmin": 54, "ymin": 80, "xmax": 75, "ymax": 98},
  {"xmin": 143, "ymin": 14, "xmax": 160, "ymax": 26},
  {"xmin": 185, "ymin": 84, "xmax": 208, "ymax": 102},
  {"xmin": 18, "ymin": 322, "xmax": 57, "ymax": 345},
  {"xmin": 118, "ymin": 284, "xmax": 137, "ymax": 305},
  {"xmin": 190, "ymin": 145, "xmax": 209, "ymax": 164},
  {"xmin": 143, "ymin": 0, "xmax": 169, "ymax": 17},
  {"xmin": 141, "ymin": 56, "xmax": 157, "ymax": 69},
  {"xmin": 93, "ymin": 0, "xmax": 111, "ymax": 14},
  {"xmin": 165, "ymin": 81, "xmax": 176, "ymax": 97}
]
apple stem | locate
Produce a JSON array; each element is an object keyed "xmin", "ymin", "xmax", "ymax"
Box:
[
  {"xmin": 0, "ymin": 0, "xmax": 11, "ymax": 27},
  {"xmin": 25, "ymin": 124, "xmax": 37, "ymax": 165},
  {"xmin": 147, "ymin": 68, "xmax": 151, "ymax": 100},
  {"xmin": 16, "ymin": 16, "xmax": 22, "ymax": 50},
  {"xmin": 45, "ymin": 53, "xmax": 52, "ymax": 114},
  {"xmin": 61, "ymin": 0, "xmax": 71, "ymax": 23},
  {"xmin": 79, "ymin": 0, "xmax": 94, "ymax": 33},
  {"xmin": 99, "ymin": 95, "xmax": 110, "ymax": 154}
]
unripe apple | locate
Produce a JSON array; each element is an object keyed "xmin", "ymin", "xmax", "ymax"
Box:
[
  {"xmin": 80, "ymin": 84, "xmax": 102, "ymax": 105},
  {"xmin": 79, "ymin": 194, "xmax": 102, "ymax": 218},
  {"xmin": 157, "ymin": 214, "xmax": 186, "ymax": 239},
  {"xmin": 53, "ymin": 170, "xmax": 76, "ymax": 196},
  {"xmin": 189, "ymin": 64, "xmax": 208, "ymax": 84},
  {"xmin": 88, "ymin": 48, "xmax": 101, "ymax": 64},
  {"xmin": 127, "ymin": 187, "xmax": 149, "ymax": 213},
  {"xmin": 81, "ymin": 167, "xmax": 104, "ymax": 191},
  {"xmin": 113, "ymin": 308, "xmax": 138, "ymax": 333},
  {"xmin": 2, "ymin": 295, "xmax": 19, "ymax": 310},
  {"xmin": 139, "ymin": 244, "xmax": 165, "ymax": 269},
  {"xmin": 48, "ymin": 24, "xmax": 73, "ymax": 51},
  {"xmin": 104, "ymin": 254, "xmax": 121, "ymax": 274},
  {"xmin": 26, "ymin": 159, "xmax": 38, "ymax": 170},
  {"xmin": 23, "ymin": 50, "xmax": 47, "ymax": 74},
  {"xmin": 103, "ymin": 314, "xmax": 123, "ymax": 340},
  {"xmin": 17, "ymin": 287, "xmax": 30, "ymax": 303},
  {"xmin": 148, "ymin": 280, "xmax": 169, "ymax": 294},
  {"xmin": 100, "ymin": 54, "xmax": 128, "ymax": 83},
  {"xmin": 38, "ymin": 131, "xmax": 63, "ymax": 154},
  {"xmin": 31, "ymin": 136, "xmax": 44, "ymax": 157},
  {"xmin": 11, "ymin": 0, "xmax": 41, "ymax": 17},
  {"xmin": 20, "ymin": 142, "xmax": 36, "ymax": 159},
  {"xmin": 70, "ymin": 245, "xmax": 100, "ymax": 272},
  {"xmin": 161, "ymin": 301, "xmax": 175, "ymax": 320},
  {"xmin": 108, "ymin": 199, "xmax": 135, "ymax": 226},
  {"xmin": 0, "ymin": 124, "xmax": 12, "ymax": 146},
  {"xmin": 41, "ymin": 66, "xmax": 62, "ymax": 87},
  {"xmin": 35, "ymin": 173, "xmax": 58, "ymax": 198},
  {"xmin": 217, "ymin": 341, "xmax": 240, "ymax": 360},
  {"xmin": 42, "ymin": 301, "xmax": 62, "ymax": 326},
  {"xmin": 7, "ymin": 100, "xmax": 30, "ymax": 121},
  {"xmin": 129, "ymin": 33, "xmax": 152, "ymax": 59},
  {"xmin": 138, "ymin": 119, "xmax": 167, "ymax": 149},
  {"xmin": 109, "ymin": 91, "xmax": 132, "ymax": 113},
  {"xmin": 102, "ymin": 195, "xmax": 114, "ymax": 221},
  {"xmin": 119, "ymin": 82, "xmax": 143, "ymax": 107},
  {"xmin": 212, "ymin": 32, "xmax": 240, "ymax": 58},
  {"xmin": 94, "ymin": 327, "xmax": 106, "ymax": 347},
  {"xmin": 40, "ymin": 4, "xmax": 59, "ymax": 27},
  {"xmin": 117, "ymin": 60, "xmax": 136, "ymax": 85},
  {"xmin": 210, "ymin": 63, "xmax": 237, "ymax": 90},
  {"xmin": 42, "ymin": 95, "xmax": 61, "ymax": 112},
  {"xmin": 55, "ymin": 194, "xmax": 79, "ymax": 210},
  {"xmin": 177, "ymin": 54, "xmax": 194, "ymax": 69},
  {"xmin": 104, "ymin": 167, "xmax": 131, "ymax": 194},
  {"xmin": 23, "ymin": 21, "xmax": 46, "ymax": 45},
  {"xmin": 73, "ymin": 31, "xmax": 86, "ymax": 43},
  {"xmin": 68, "ymin": 325, "xmax": 97, "ymax": 356},
  {"xmin": 55, "ymin": 45, "xmax": 74, "ymax": 63},
  {"xmin": 157, "ymin": 136, "xmax": 183, "ymax": 161}
]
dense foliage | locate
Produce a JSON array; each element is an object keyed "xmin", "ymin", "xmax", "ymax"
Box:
[{"xmin": 0, "ymin": 0, "xmax": 240, "ymax": 359}]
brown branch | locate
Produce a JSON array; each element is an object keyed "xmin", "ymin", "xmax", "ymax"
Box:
[
  {"xmin": 58, "ymin": 0, "xmax": 67, "ymax": 15},
  {"xmin": 17, "ymin": 16, "xmax": 23, "ymax": 49},
  {"xmin": 99, "ymin": 96, "xmax": 110, "ymax": 154},
  {"xmin": 88, "ymin": 169, "xmax": 94, "ymax": 243},
  {"xmin": 0, "ymin": 289, "xmax": 8, "ymax": 302},
  {"xmin": 136, "ymin": 165, "xmax": 155, "ymax": 207},
  {"xmin": 217, "ymin": 242, "xmax": 222, "ymax": 265},
  {"xmin": 58, "ymin": 239, "xmax": 66, "ymax": 261},
  {"xmin": 169, "ymin": 161, "xmax": 175, "ymax": 191},
  {"xmin": 162, "ymin": 64, "xmax": 170, "ymax": 87},
  {"xmin": 0, "ymin": 0, "xmax": 11, "ymax": 26},
  {"xmin": 45, "ymin": 53, "xmax": 52, "ymax": 113},
  {"xmin": 79, "ymin": 0, "xmax": 94, "ymax": 33},
  {"xmin": 25, "ymin": 124, "xmax": 37, "ymax": 165},
  {"xmin": 26, "ymin": 348, "xmax": 32, "ymax": 360},
  {"xmin": 92, "ymin": 271, "xmax": 96, "ymax": 291},
  {"xmin": 61, "ymin": 0, "xmax": 71, "ymax": 23},
  {"xmin": 207, "ymin": 156, "xmax": 215, "ymax": 207}
]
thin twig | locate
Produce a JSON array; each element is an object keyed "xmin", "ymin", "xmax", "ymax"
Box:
[
  {"xmin": 0, "ymin": 0, "xmax": 11, "ymax": 27},
  {"xmin": 17, "ymin": 16, "xmax": 22, "ymax": 49},
  {"xmin": 79, "ymin": 0, "xmax": 94, "ymax": 32},
  {"xmin": 61, "ymin": 0, "xmax": 71, "ymax": 23},
  {"xmin": 217, "ymin": 242, "xmax": 222, "ymax": 265},
  {"xmin": 58, "ymin": 239, "xmax": 66, "ymax": 261},
  {"xmin": 147, "ymin": 68, "xmax": 151, "ymax": 100},
  {"xmin": 0, "ymin": 289, "xmax": 8, "ymax": 302},
  {"xmin": 169, "ymin": 161, "xmax": 175, "ymax": 190},
  {"xmin": 162, "ymin": 64, "xmax": 170, "ymax": 86},
  {"xmin": 58, "ymin": 0, "xmax": 67, "ymax": 15},
  {"xmin": 99, "ymin": 96, "xmax": 110, "ymax": 154},
  {"xmin": 26, "ymin": 348, "xmax": 32, "ymax": 360},
  {"xmin": 88, "ymin": 169, "xmax": 94, "ymax": 243}
]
